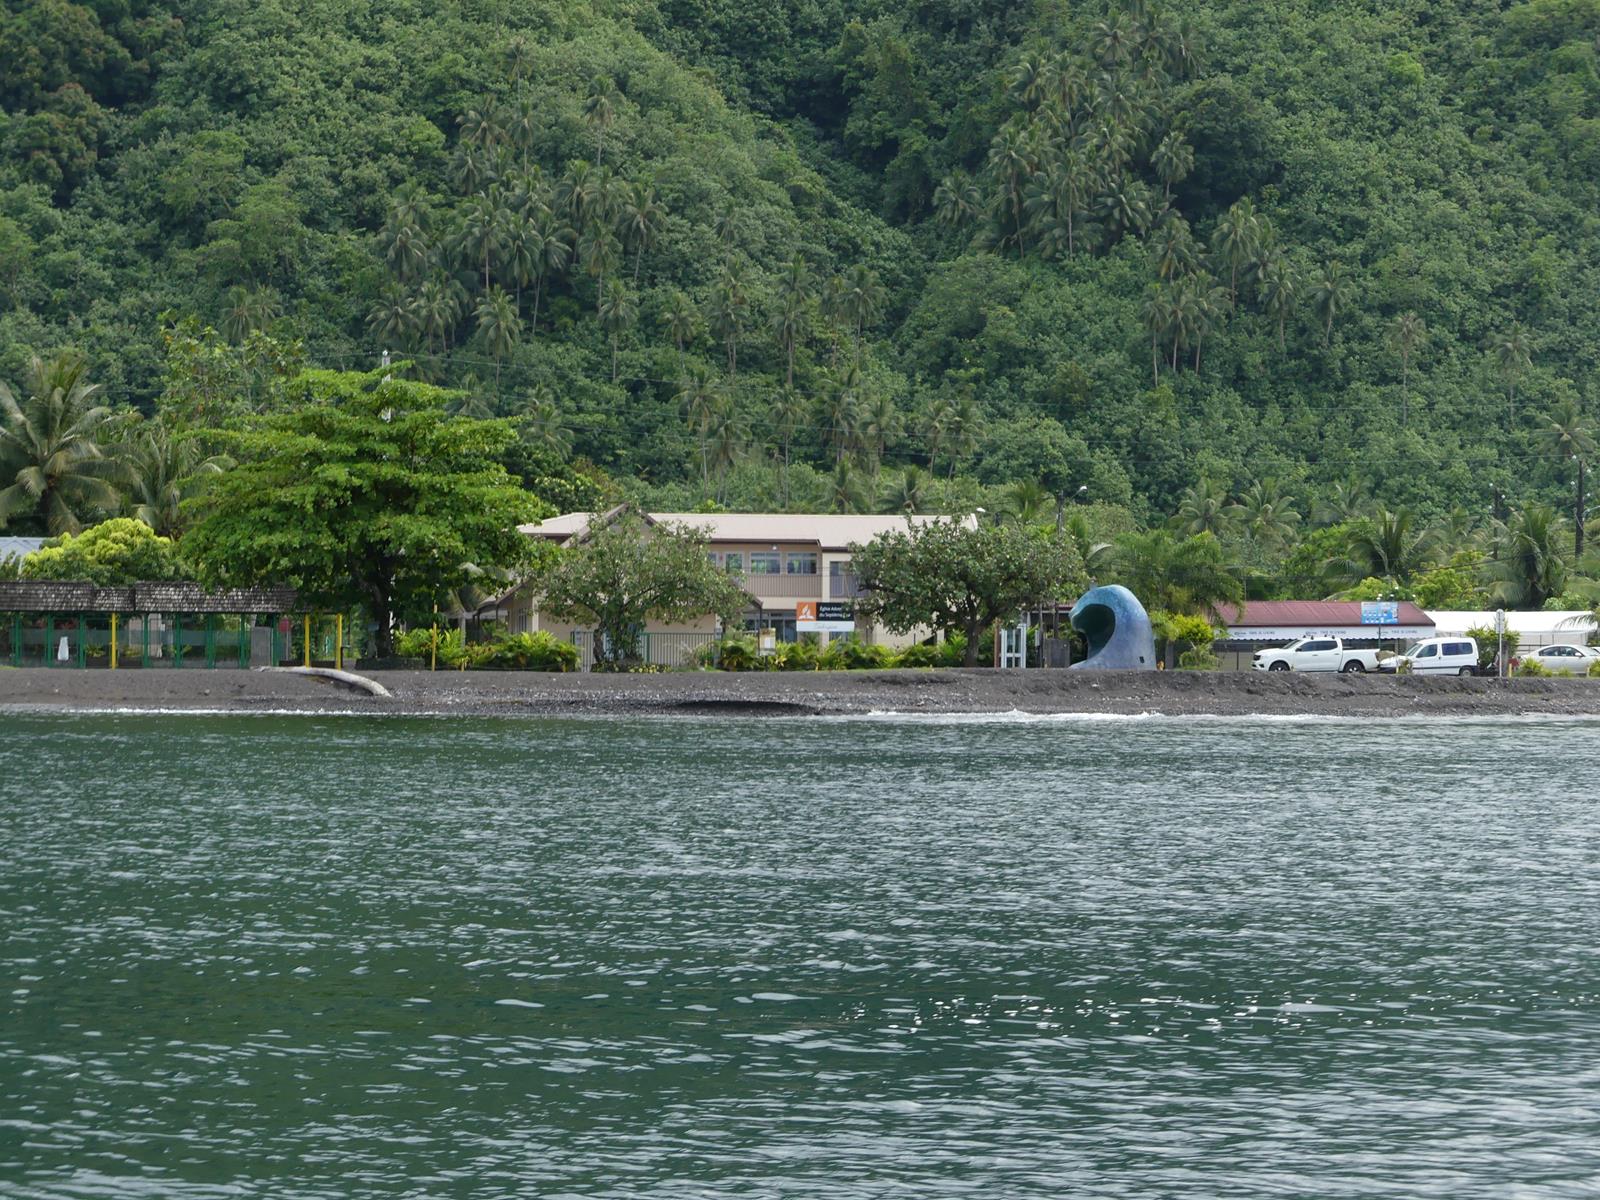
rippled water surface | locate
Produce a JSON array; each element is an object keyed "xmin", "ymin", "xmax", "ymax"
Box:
[{"xmin": 3, "ymin": 712, "xmax": 1600, "ymax": 1198}]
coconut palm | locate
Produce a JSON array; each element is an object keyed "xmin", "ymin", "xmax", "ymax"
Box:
[
  {"xmin": 676, "ymin": 367, "xmax": 722, "ymax": 492},
  {"xmin": 773, "ymin": 257, "xmax": 812, "ymax": 387},
  {"xmin": 859, "ymin": 391, "xmax": 900, "ymax": 477},
  {"xmin": 1229, "ymin": 479, "xmax": 1301, "ymax": 553},
  {"xmin": 880, "ymin": 466, "xmax": 929, "ymax": 514},
  {"xmin": 839, "ymin": 265, "xmax": 884, "ymax": 365},
  {"xmin": 820, "ymin": 365, "xmax": 862, "ymax": 465},
  {"xmin": 526, "ymin": 217, "xmax": 573, "ymax": 334},
  {"xmin": 456, "ymin": 193, "xmax": 507, "ymax": 294},
  {"xmin": 1258, "ymin": 257, "xmax": 1300, "ymax": 352},
  {"xmin": 945, "ymin": 395, "xmax": 984, "ymax": 479},
  {"xmin": 707, "ymin": 271, "xmax": 749, "ymax": 379},
  {"xmin": 1490, "ymin": 323, "xmax": 1532, "ymax": 421},
  {"xmin": 596, "ymin": 278, "xmax": 637, "ymax": 383},
  {"xmin": 828, "ymin": 459, "xmax": 867, "ymax": 514},
  {"xmin": 662, "ymin": 290, "xmax": 700, "ymax": 378},
  {"xmin": 1332, "ymin": 506, "xmax": 1434, "ymax": 586},
  {"xmin": 1487, "ymin": 503, "xmax": 1569, "ymax": 608},
  {"xmin": 1110, "ymin": 529, "xmax": 1242, "ymax": 618},
  {"xmin": 1310, "ymin": 261, "xmax": 1351, "ymax": 347},
  {"xmin": 1534, "ymin": 397, "xmax": 1596, "ymax": 559},
  {"xmin": 1005, "ymin": 479, "xmax": 1054, "ymax": 525},
  {"xmin": 583, "ymin": 77, "xmax": 619, "ymax": 164},
  {"xmin": 1171, "ymin": 475, "xmax": 1233, "ymax": 538},
  {"xmin": 119, "ymin": 419, "xmax": 227, "ymax": 536},
  {"xmin": 772, "ymin": 385, "xmax": 809, "ymax": 508},
  {"xmin": 614, "ymin": 182, "xmax": 663, "ymax": 285},
  {"xmin": 934, "ymin": 170, "xmax": 982, "ymax": 228},
  {"xmin": 0, "ymin": 353, "xmax": 122, "ymax": 535},
  {"xmin": 221, "ymin": 285, "xmax": 281, "ymax": 343},
  {"xmin": 1210, "ymin": 197, "xmax": 1261, "ymax": 307},
  {"xmin": 474, "ymin": 286, "xmax": 520, "ymax": 390},
  {"xmin": 521, "ymin": 387, "xmax": 572, "ymax": 459},
  {"xmin": 1391, "ymin": 311, "xmax": 1425, "ymax": 396},
  {"xmin": 368, "ymin": 285, "xmax": 420, "ymax": 350},
  {"xmin": 1150, "ymin": 131, "xmax": 1193, "ymax": 204},
  {"xmin": 921, "ymin": 396, "xmax": 955, "ymax": 472}
]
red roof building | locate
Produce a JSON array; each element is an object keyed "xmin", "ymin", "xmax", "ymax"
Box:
[{"xmin": 1219, "ymin": 600, "xmax": 1435, "ymax": 643}]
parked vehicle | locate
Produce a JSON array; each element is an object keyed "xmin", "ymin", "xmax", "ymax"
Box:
[
  {"xmin": 1518, "ymin": 644, "xmax": 1600, "ymax": 674},
  {"xmin": 1374, "ymin": 636, "xmax": 1480, "ymax": 676},
  {"xmin": 1252, "ymin": 637, "xmax": 1383, "ymax": 673}
]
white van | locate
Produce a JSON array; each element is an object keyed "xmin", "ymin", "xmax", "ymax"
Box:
[{"xmin": 1377, "ymin": 636, "xmax": 1480, "ymax": 676}]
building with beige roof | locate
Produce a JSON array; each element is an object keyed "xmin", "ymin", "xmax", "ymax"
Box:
[{"xmin": 477, "ymin": 509, "xmax": 973, "ymax": 669}]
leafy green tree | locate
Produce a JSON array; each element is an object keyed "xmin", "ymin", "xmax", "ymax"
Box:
[
  {"xmin": 537, "ymin": 510, "xmax": 746, "ymax": 669},
  {"xmin": 20, "ymin": 517, "xmax": 185, "ymax": 585},
  {"xmin": 851, "ymin": 519, "xmax": 1087, "ymax": 667},
  {"xmin": 0, "ymin": 352, "xmax": 121, "ymax": 535},
  {"xmin": 183, "ymin": 368, "xmax": 540, "ymax": 657}
]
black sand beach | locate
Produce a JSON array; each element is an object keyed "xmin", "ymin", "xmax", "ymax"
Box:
[{"xmin": 5, "ymin": 666, "xmax": 1600, "ymax": 717}]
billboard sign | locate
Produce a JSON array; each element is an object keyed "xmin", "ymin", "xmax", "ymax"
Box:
[
  {"xmin": 796, "ymin": 600, "xmax": 855, "ymax": 633},
  {"xmin": 1360, "ymin": 600, "xmax": 1400, "ymax": 625}
]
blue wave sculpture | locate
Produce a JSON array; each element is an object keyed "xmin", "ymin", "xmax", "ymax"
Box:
[{"xmin": 1068, "ymin": 584, "xmax": 1156, "ymax": 670}]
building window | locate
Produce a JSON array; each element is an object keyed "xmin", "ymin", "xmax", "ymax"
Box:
[
  {"xmin": 723, "ymin": 552, "xmax": 743, "ymax": 574},
  {"xmin": 749, "ymin": 551, "xmax": 781, "ymax": 575},
  {"xmin": 786, "ymin": 552, "xmax": 818, "ymax": 575}
]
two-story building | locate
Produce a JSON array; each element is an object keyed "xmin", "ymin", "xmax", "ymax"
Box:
[{"xmin": 471, "ymin": 509, "xmax": 970, "ymax": 667}]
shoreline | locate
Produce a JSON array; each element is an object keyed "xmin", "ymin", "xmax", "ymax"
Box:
[{"xmin": 7, "ymin": 667, "xmax": 1600, "ymax": 718}]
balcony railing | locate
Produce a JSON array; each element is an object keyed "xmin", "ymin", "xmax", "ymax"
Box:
[{"xmin": 732, "ymin": 571, "xmax": 825, "ymax": 599}]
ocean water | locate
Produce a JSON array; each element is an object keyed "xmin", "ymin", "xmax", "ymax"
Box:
[{"xmin": 2, "ymin": 712, "xmax": 1599, "ymax": 1198}]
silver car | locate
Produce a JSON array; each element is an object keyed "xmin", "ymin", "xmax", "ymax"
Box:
[{"xmin": 1520, "ymin": 643, "xmax": 1600, "ymax": 674}]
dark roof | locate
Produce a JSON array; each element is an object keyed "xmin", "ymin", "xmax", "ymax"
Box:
[
  {"xmin": 0, "ymin": 581, "xmax": 298, "ymax": 613},
  {"xmin": 1220, "ymin": 600, "xmax": 1434, "ymax": 628}
]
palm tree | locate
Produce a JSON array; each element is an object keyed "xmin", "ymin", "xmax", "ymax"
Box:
[
  {"xmin": 0, "ymin": 353, "xmax": 122, "ymax": 535},
  {"xmin": 615, "ymin": 182, "xmax": 664, "ymax": 285},
  {"xmin": 1313, "ymin": 475, "xmax": 1373, "ymax": 527},
  {"xmin": 1310, "ymin": 262, "xmax": 1351, "ymax": 347},
  {"xmin": 456, "ymin": 193, "xmax": 507, "ymax": 294},
  {"xmin": 772, "ymin": 385, "xmax": 809, "ymax": 508},
  {"xmin": 1062, "ymin": 509, "xmax": 1116, "ymax": 579},
  {"xmin": 1491, "ymin": 322, "xmax": 1532, "ymax": 423},
  {"xmin": 663, "ymin": 290, "xmax": 700, "ymax": 378},
  {"xmin": 1150, "ymin": 131, "xmax": 1193, "ymax": 204},
  {"xmin": 705, "ymin": 397, "xmax": 746, "ymax": 503},
  {"xmin": 880, "ymin": 466, "xmax": 929, "ymax": 514},
  {"xmin": 921, "ymin": 396, "xmax": 955, "ymax": 472},
  {"xmin": 521, "ymin": 387, "xmax": 572, "ymax": 459},
  {"xmin": 933, "ymin": 171, "xmax": 982, "ymax": 228},
  {"xmin": 820, "ymin": 365, "xmax": 862, "ymax": 465},
  {"xmin": 1229, "ymin": 479, "xmax": 1301, "ymax": 553},
  {"xmin": 1172, "ymin": 475, "xmax": 1233, "ymax": 538},
  {"xmin": 1005, "ymin": 479, "xmax": 1053, "ymax": 525},
  {"xmin": 1142, "ymin": 285, "xmax": 1176, "ymax": 384},
  {"xmin": 527, "ymin": 217, "xmax": 573, "ymax": 334},
  {"xmin": 858, "ymin": 391, "xmax": 900, "ymax": 481},
  {"xmin": 1333, "ymin": 507, "xmax": 1434, "ymax": 586},
  {"xmin": 986, "ymin": 123, "xmax": 1037, "ymax": 253},
  {"xmin": 773, "ymin": 256, "xmax": 812, "ymax": 387},
  {"xmin": 1391, "ymin": 311, "xmax": 1425, "ymax": 393},
  {"xmin": 676, "ymin": 368, "xmax": 722, "ymax": 493},
  {"xmin": 1258, "ymin": 257, "xmax": 1300, "ymax": 352},
  {"xmin": 119, "ymin": 419, "xmax": 227, "ymax": 536},
  {"xmin": 1008, "ymin": 52, "xmax": 1050, "ymax": 108},
  {"xmin": 583, "ymin": 77, "xmax": 619, "ymax": 164},
  {"xmin": 1210, "ymin": 198, "xmax": 1261, "ymax": 307},
  {"xmin": 828, "ymin": 459, "xmax": 867, "ymax": 514},
  {"xmin": 368, "ymin": 285, "xmax": 420, "ymax": 351},
  {"xmin": 708, "ymin": 271, "xmax": 749, "ymax": 379},
  {"xmin": 1109, "ymin": 530, "xmax": 1242, "ymax": 618},
  {"xmin": 945, "ymin": 395, "xmax": 984, "ymax": 479},
  {"xmin": 383, "ymin": 215, "xmax": 431, "ymax": 282},
  {"xmin": 474, "ymin": 286, "xmax": 519, "ymax": 391},
  {"xmin": 839, "ymin": 265, "xmax": 884, "ymax": 365},
  {"xmin": 1488, "ymin": 503, "xmax": 1568, "ymax": 608},
  {"xmin": 1535, "ymin": 397, "xmax": 1596, "ymax": 559},
  {"xmin": 596, "ymin": 278, "xmax": 637, "ymax": 383}
]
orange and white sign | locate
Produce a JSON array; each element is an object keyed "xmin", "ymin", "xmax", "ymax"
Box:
[{"xmin": 797, "ymin": 601, "xmax": 854, "ymax": 633}]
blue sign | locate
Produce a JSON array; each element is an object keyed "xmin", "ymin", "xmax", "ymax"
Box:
[{"xmin": 1360, "ymin": 600, "xmax": 1400, "ymax": 625}]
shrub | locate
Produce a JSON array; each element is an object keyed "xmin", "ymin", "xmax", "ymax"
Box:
[
  {"xmin": 1464, "ymin": 625, "xmax": 1519, "ymax": 670},
  {"xmin": 1515, "ymin": 657, "xmax": 1550, "ymax": 677},
  {"xmin": 708, "ymin": 633, "xmax": 762, "ymax": 671},
  {"xmin": 772, "ymin": 640, "xmax": 821, "ymax": 671},
  {"xmin": 1587, "ymin": 659, "xmax": 1600, "ymax": 679},
  {"xmin": 936, "ymin": 632, "xmax": 968, "ymax": 667},
  {"xmin": 395, "ymin": 626, "xmax": 469, "ymax": 667},
  {"xmin": 821, "ymin": 639, "xmax": 895, "ymax": 670},
  {"xmin": 474, "ymin": 630, "xmax": 579, "ymax": 671},
  {"xmin": 1178, "ymin": 645, "xmax": 1219, "ymax": 670},
  {"xmin": 893, "ymin": 643, "xmax": 941, "ymax": 668}
]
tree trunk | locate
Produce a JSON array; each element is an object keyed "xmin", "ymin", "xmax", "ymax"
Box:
[
  {"xmin": 1578, "ymin": 458, "xmax": 1587, "ymax": 562},
  {"xmin": 964, "ymin": 616, "xmax": 982, "ymax": 667},
  {"xmin": 372, "ymin": 585, "xmax": 394, "ymax": 659}
]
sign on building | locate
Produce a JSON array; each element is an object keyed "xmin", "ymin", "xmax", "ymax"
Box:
[
  {"xmin": 796, "ymin": 600, "xmax": 854, "ymax": 633},
  {"xmin": 1360, "ymin": 600, "xmax": 1400, "ymax": 625}
]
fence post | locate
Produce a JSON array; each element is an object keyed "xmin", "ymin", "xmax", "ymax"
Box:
[
  {"xmin": 205, "ymin": 614, "xmax": 216, "ymax": 668},
  {"xmin": 175, "ymin": 615, "xmax": 185, "ymax": 667},
  {"xmin": 303, "ymin": 615, "xmax": 311, "ymax": 667},
  {"xmin": 142, "ymin": 613, "xmax": 150, "ymax": 667},
  {"xmin": 336, "ymin": 613, "xmax": 344, "ymax": 670},
  {"xmin": 77, "ymin": 614, "xmax": 86, "ymax": 668},
  {"xmin": 10, "ymin": 613, "xmax": 18, "ymax": 667},
  {"xmin": 45, "ymin": 615, "xmax": 54, "ymax": 668},
  {"xmin": 110, "ymin": 612, "xmax": 118, "ymax": 670}
]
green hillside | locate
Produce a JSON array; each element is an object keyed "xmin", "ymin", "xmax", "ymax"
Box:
[{"xmin": 3, "ymin": 0, "xmax": 1599, "ymax": 557}]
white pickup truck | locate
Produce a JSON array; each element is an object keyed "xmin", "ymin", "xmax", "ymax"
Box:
[{"xmin": 1252, "ymin": 637, "xmax": 1383, "ymax": 674}]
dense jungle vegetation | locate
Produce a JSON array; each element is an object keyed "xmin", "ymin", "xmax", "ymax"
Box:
[{"xmin": 4, "ymin": 0, "xmax": 1600, "ymax": 607}]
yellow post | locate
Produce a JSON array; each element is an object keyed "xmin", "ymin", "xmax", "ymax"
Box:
[
  {"xmin": 110, "ymin": 613, "xmax": 118, "ymax": 670},
  {"xmin": 336, "ymin": 613, "xmax": 344, "ymax": 670},
  {"xmin": 303, "ymin": 615, "xmax": 311, "ymax": 667},
  {"xmin": 430, "ymin": 625, "xmax": 438, "ymax": 671}
]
